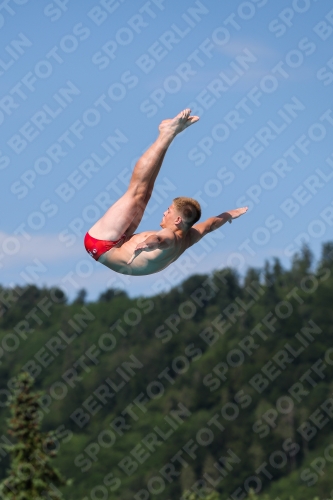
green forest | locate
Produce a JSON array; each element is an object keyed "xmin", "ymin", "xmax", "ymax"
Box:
[{"xmin": 1, "ymin": 242, "xmax": 333, "ymax": 500}]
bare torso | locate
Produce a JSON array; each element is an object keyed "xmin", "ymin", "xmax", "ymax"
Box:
[{"xmin": 98, "ymin": 230, "xmax": 192, "ymax": 276}]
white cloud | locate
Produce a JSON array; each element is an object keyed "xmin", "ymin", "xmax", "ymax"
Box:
[
  {"xmin": 142, "ymin": 38, "xmax": 315, "ymax": 94},
  {"xmin": 217, "ymin": 39, "xmax": 280, "ymax": 59},
  {"xmin": 0, "ymin": 232, "xmax": 83, "ymax": 269}
]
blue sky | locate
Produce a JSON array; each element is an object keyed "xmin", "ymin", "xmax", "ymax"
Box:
[{"xmin": 1, "ymin": 0, "xmax": 333, "ymax": 300}]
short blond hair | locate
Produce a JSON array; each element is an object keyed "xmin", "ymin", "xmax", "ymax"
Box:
[{"xmin": 173, "ymin": 197, "xmax": 201, "ymax": 227}]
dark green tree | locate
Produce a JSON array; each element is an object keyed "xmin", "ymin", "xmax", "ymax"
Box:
[
  {"xmin": 73, "ymin": 288, "xmax": 87, "ymax": 305},
  {"xmin": 98, "ymin": 287, "xmax": 127, "ymax": 301},
  {"xmin": 0, "ymin": 371, "xmax": 71, "ymax": 499}
]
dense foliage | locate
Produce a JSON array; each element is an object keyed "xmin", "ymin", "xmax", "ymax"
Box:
[
  {"xmin": 0, "ymin": 372, "xmax": 70, "ymax": 499},
  {"xmin": 0, "ymin": 243, "xmax": 333, "ymax": 500}
]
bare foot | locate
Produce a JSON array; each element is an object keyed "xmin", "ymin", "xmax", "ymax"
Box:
[
  {"xmin": 227, "ymin": 207, "xmax": 248, "ymax": 223},
  {"xmin": 159, "ymin": 108, "xmax": 199, "ymax": 138}
]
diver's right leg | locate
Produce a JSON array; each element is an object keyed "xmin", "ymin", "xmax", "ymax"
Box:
[{"xmin": 88, "ymin": 109, "xmax": 199, "ymax": 240}]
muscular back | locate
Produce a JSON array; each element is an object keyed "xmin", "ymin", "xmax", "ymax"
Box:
[{"xmin": 98, "ymin": 230, "xmax": 193, "ymax": 276}]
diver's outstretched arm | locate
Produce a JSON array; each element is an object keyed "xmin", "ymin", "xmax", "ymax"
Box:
[{"xmin": 189, "ymin": 207, "xmax": 248, "ymax": 245}]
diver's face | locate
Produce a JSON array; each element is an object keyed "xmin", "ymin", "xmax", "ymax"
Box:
[{"xmin": 161, "ymin": 204, "xmax": 177, "ymax": 227}]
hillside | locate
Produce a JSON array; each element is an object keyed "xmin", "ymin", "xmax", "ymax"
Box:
[{"xmin": 1, "ymin": 243, "xmax": 333, "ymax": 500}]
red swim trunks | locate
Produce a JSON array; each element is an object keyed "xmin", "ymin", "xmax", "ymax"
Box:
[{"xmin": 84, "ymin": 232, "xmax": 126, "ymax": 261}]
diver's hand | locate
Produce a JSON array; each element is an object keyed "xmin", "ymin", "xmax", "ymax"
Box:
[{"xmin": 127, "ymin": 243, "xmax": 149, "ymax": 265}]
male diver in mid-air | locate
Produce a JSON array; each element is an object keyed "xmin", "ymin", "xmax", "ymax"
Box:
[{"xmin": 84, "ymin": 109, "xmax": 248, "ymax": 276}]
